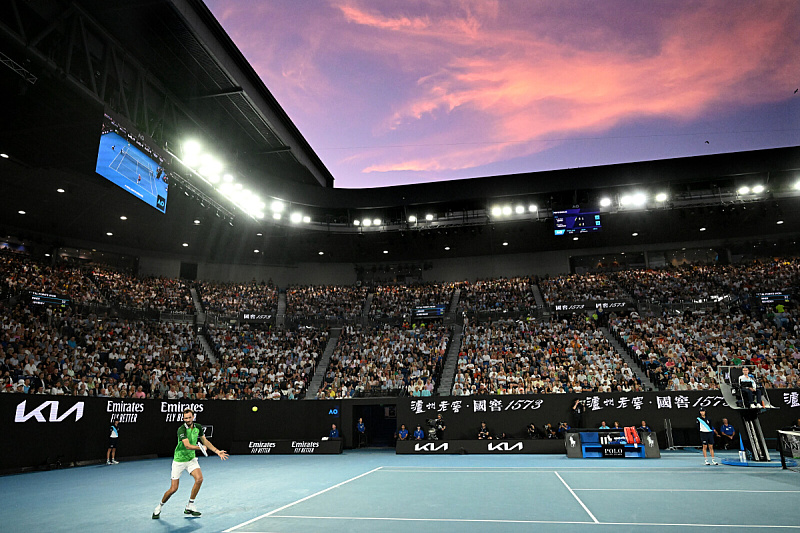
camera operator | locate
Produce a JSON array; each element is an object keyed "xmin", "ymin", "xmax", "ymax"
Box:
[{"xmin": 435, "ymin": 413, "xmax": 447, "ymax": 440}]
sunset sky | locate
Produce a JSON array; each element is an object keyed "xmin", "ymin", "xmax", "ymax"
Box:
[{"xmin": 204, "ymin": 0, "xmax": 800, "ymax": 189}]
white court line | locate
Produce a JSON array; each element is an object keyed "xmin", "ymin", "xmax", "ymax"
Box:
[
  {"xmin": 554, "ymin": 471, "xmax": 599, "ymax": 524},
  {"xmin": 266, "ymin": 515, "xmax": 593, "ymax": 525},
  {"xmin": 222, "ymin": 466, "xmax": 383, "ymax": 533},
  {"xmin": 256, "ymin": 516, "xmax": 800, "ymax": 529},
  {"xmin": 575, "ymin": 488, "xmax": 800, "ymax": 493},
  {"xmin": 379, "ymin": 468, "xmax": 786, "ymax": 474}
]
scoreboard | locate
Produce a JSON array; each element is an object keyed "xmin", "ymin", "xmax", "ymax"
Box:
[{"xmin": 554, "ymin": 208, "xmax": 602, "ymax": 235}]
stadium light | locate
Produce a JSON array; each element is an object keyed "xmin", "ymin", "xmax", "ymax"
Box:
[
  {"xmin": 777, "ymin": 220, "xmax": 784, "ymax": 225},
  {"xmin": 353, "ymin": 220, "xmax": 360, "ymax": 226},
  {"xmin": 270, "ymin": 200, "xmax": 285, "ymax": 212},
  {"xmin": 290, "ymin": 212, "xmax": 302, "ymax": 223},
  {"xmin": 223, "ymin": 174, "xmax": 234, "ymax": 182},
  {"xmin": 120, "ymin": 216, "xmax": 128, "ymax": 221},
  {"xmin": 794, "ymin": 181, "xmax": 800, "ymax": 191},
  {"xmin": 502, "ymin": 242, "xmax": 508, "ymax": 246},
  {"xmin": 302, "ymin": 216, "xmax": 311, "ymax": 223},
  {"xmin": 752, "ymin": 185, "xmax": 765, "ymax": 193},
  {"xmin": 373, "ymin": 218, "xmax": 381, "ymax": 226},
  {"xmin": 599, "ymin": 197, "xmax": 612, "ymax": 207},
  {"xmin": 444, "ymin": 246, "xmax": 450, "ymax": 250},
  {"xmin": 0, "ymin": 153, "xmax": 8, "ymax": 159},
  {"xmin": 254, "ymin": 249, "xmax": 260, "ymax": 253},
  {"xmin": 528, "ymin": 204, "xmax": 538, "ymax": 212},
  {"xmin": 737, "ymin": 186, "xmax": 750, "ymax": 195},
  {"xmin": 425, "ymin": 214, "xmax": 434, "ymax": 221},
  {"xmin": 502, "ymin": 205, "xmax": 512, "ymax": 216},
  {"xmin": 383, "ymin": 250, "xmax": 388, "ymax": 254},
  {"xmin": 515, "ymin": 205, "xmax": 525, "ymax": 214},
  {"xmin": 272, "ymin": 212, "xmax": 281, "ymax": 220},
  {"xmin": 408, "ymin": 215, "xmax": 417, "ymax": 223},
  {"xmin": 655, "ymin": 192, "xmax": 668, "ymax": 202},
  {"xmin": 491, "ymin": 206, "xmax": 502, "ymax": 217},
  {"xmin": 362, "ymin": 218, "xmax": 372, "ymax": 227}
]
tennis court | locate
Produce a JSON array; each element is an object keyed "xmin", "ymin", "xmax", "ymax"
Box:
[{"xmin": 1, "ymin": 449, "xmax": 798, "ymax": 532}]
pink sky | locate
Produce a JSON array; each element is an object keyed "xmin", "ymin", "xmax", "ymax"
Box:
[{"xmin": 205, "ymin": 0, "xmax": 800, "ymax": 188}]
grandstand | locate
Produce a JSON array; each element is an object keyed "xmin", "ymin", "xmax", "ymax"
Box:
[{"xmin": 0, "ymin": 1, "xmax": 799, "ymax": 532}]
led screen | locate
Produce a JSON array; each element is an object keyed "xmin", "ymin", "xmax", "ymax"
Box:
[{"xmin": 95, "ymin": 113, "xmax": 169, "ymax": 213}]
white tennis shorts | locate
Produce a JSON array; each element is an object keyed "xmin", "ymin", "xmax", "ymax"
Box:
[{"xmin": 170, "ymin": 457, "xmax": 200, "ymax": 479}]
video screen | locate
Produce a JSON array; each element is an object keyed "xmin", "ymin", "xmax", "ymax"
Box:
[
  {"xmin": 554, "ymin": 208, "xmax": 602, "ymax": 236},
  {"xmin": 95, "ymin": 113, "xmax": 169, "ymax": 213}
]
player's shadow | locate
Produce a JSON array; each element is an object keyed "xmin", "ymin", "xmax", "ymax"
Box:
[{"xmin": 154, "ymin": 519, "xmax": 203, "ymax": 532}]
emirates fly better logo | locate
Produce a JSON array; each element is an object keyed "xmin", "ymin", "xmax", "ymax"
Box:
[{"xmin": 14, "ymin": 400, "xmax": 85, "ymax": 423}]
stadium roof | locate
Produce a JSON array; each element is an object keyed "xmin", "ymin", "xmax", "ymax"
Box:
[{"xmin": 1, "ymin": 0, "xmax": 799, "ymax": 266}]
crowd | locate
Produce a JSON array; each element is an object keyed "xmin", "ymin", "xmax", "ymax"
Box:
[
  {"xmin": 318, "ymin": 324, "xmax": 450, "ymax": 398},
  {"xmin": 286, "ymin": 284, "xmax": 367, "ymax": 321},
  {"xmin": 539, "ymin": 273, "xmax": 627, "ymax": 303},
  {"xmin": 458, "ymin": 277, "xmax": 536, "ymax": 315},
  {"xmin": 197, "ymin": 280, "xmax": 277, "ymax": 315},
  {"xmin": 610, "ymin": 260, "xmax": 800, "ymax": 305},
  {"xmin": 452, "ymin": 317, "xmax": 643, "ymax": 395},
  {"xmin": 206, "ymin": 325, "xmax": 328, "ymax": 399},
  {"xmin": 368, "ymin": 282, "xmax": 458, "ymax": 320},
  {"xmin": 610, "ymin": 308, "xmax": 800, "ymax": 391},
  {"xmin": 0, "ymin": 305, "xmax": 208, "ymax": 398}
]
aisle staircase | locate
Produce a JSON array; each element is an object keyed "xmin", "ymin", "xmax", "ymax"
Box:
[{"xmin": 305, "ymin": 327, "xmax": 342, "ymax": 398}]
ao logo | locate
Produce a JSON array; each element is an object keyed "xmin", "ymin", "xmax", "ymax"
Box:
[
  {"xmin": 15, "ymin": 400, "xmax": 85, "ymax": 423},
  {"xmin": 487, "ymin": 442, "xmax": 524, "ymax": 452},
  {"xmin": 328, "ymin": 408, "xmax": 338, "ymax": 415},
  {"xmin": 414, "ymin": 442, "xmax": 449, "ymax": 452}
]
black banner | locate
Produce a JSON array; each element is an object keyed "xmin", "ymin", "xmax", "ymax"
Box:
[
  {"xmin": 239, "ymin": 312, "xmax": 274, "ymax": 324},
  {"xmin": 551, "ymin": 300, "xmax": 630, "ymax": 313},
  {"xmin": 398, "ymin": 390, "xmax": 800, "ymax": 446},
  {"xmin": 231, "ymin": 439, "xmax": 342, "ymax": 455},
  {"xmin": 0, "ymin": 396, "xmax": 343, "ymax": 472},
  {"xmin": 396, "ymin": 439, "xmax": 564, "ymax": 454}
]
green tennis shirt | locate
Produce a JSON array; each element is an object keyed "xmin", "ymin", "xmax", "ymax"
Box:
[{"xmin": 174, "ymin": 423, "xmax": 204, "ymax": 462}]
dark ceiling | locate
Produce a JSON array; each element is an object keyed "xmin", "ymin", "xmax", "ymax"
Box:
[{"xmin": 1, "ymin": 0, "xmax": 800, "ymax": 268}]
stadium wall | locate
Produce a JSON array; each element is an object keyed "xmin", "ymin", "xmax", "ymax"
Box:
[{"xmin": 2, "ymin": 391, "xmax": 798, "ymax": 472}]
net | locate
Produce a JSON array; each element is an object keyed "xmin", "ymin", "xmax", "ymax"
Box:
[
  {"xmin": 119, "ymin": 147, "xmax": 155, "ymax": 179},
  {"xmin": 777, "ymin": 429, "xmax": 800, "ymax": 471}
]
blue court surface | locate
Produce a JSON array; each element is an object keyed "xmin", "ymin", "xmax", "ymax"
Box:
[
  {"xmin": 96, "ymin": 131, "xmax": 168, "ymax": 212},
  {"xmin": 1, "ymin": 450, "xmax": 798, "ymax": 532}
]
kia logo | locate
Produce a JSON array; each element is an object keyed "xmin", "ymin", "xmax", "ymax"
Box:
[
  {"xmin": 414, "ymin": 442, "xmax": 449, "ymax": 452},
  {"xmin": 487, "ymin": 442, "xmax": 523, "ymax": 452},
  {"xmin": 15, "ymin": 400, "xmax": 85, "ymax": 423}
]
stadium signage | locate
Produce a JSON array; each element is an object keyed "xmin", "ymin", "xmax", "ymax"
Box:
[
  {"xmin": 14, "ymin": 400, "xmax": 84, "ymax": 423},
  {"xmin": 106, "ymin": 401, "xmax": 145, "ymax": 423},
  {"xmin": 160, "ymin": 401, "xmax": 205, "ymax": 422},
  {"xmin": 552, "ymin": 300, "xmax": 628, "ymax": 312},
  {"xmin": 414, "ymin": 442, "xmax": 449, "ymax": 452},
  {"xmin": 602, "ymin": 445, "xmax": 625, "ymax": 458},
  {"xmin": 240, "ymin": 313, "xmax": 273, "ymax": 323},
  {"xmin": 487, "ymin": 442, "xmax": 524, "ymax": 452},
  {"xmin": 248, "ymin": 441, "xmax": 277, "ymax": 454},
  {"xmin": 292, "ymin": 441, "xmax": 320, "ymax": 454}
]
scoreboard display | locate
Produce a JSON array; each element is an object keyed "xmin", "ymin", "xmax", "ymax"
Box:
[
  {"xmin": 412, "ymin": 305, "xmax": 447, "ymax": 318},
  {"xmin": 757, "ymin": 292, "xmax": 790, "ymax": 305},
  {"xmin": 25, "ymin": 290, "xmax": 71, "ymax": 307},
  {"xmin": 554, "ymin": 208, "xmax": 602, "ymax": 235}
]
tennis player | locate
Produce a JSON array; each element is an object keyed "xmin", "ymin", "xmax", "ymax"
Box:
[{"xmin": 152, "ymin": 408, "xmax": 228, "ymax": 519}]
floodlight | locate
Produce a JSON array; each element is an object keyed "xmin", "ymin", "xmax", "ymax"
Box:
[
  {"xmin": 737, "ymin": 186, "xmax": 750, "ymax": 195},
  {"xmin": 363, "ymin": 219, "xmax": 372, "ymax": 227},
  {"xmin": 491, "ymin": 206, "xmax": 502, "ymax": 216},
  {"xmin": 373, "ymin": 218, "xmax": 381, "ymax": 226},
  {"xmin": 271, "ymin": 200, "xmax": 285, "ymax": 212},
  {"xmin": 752, "ymin": 185, "xmax": 764, "ymax": 193},
  {"xmin": 515, "ymin": 205, "xmax": 525, "ymax": 214},
  {"xmin": 425, "ymin": 214, "xmax": 434, "ymax": 221},
  {"xmin": 529, "ymin": 204, "xmax": 538, "ymax": 212},
  {"xmin": 290, "ymin": 212, "xmax": 302, "ymax": 223},
  {"xmin": 408, "ymin": 215, "xmax": 417, "ymax": 223},
  {"xmin": 600, "ymin": 197, "xmax": 612, "ymax": 207},
  {"xmin": 655, "ymin": 193, "xmax": 668, "ymax": 202},
  {"xmin": 502, "ymin": 206, "xmax": 512, "ymax": 216}
]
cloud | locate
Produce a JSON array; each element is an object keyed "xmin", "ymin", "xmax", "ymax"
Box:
[{"xmin": 347, "ymin": 1, "xmax": 800, "ymax": 174}]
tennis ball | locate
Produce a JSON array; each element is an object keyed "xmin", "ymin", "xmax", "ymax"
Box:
[{"xmin": 252, "ymin": 406, "xmax": 258, "ymax": 412}]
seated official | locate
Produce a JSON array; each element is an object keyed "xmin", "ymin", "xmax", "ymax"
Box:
[
  {"xmin": 329, "ymin": 424, "xmax": 340, "ymax": 439},
  {"xmin": 413, "ymin": 425, "xmax": 425, "ymax": 440},
  {"xmin": 477, "ymin": 422, "xmax": 491, "ymax": 440},
  {"xmin": 738, "ymin": 367, "xmax": 764, "ymax": 408},
  {"xmin": 637, "ymin": 420, "xmax": 651, "ymax": 432},
  {"xmin": 397, "ymin": 424, "xmax": 409, "ymax": 441},
  {"xmin": 719, "ymin": 418, "xmax": 736, "ymax": 449}
]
